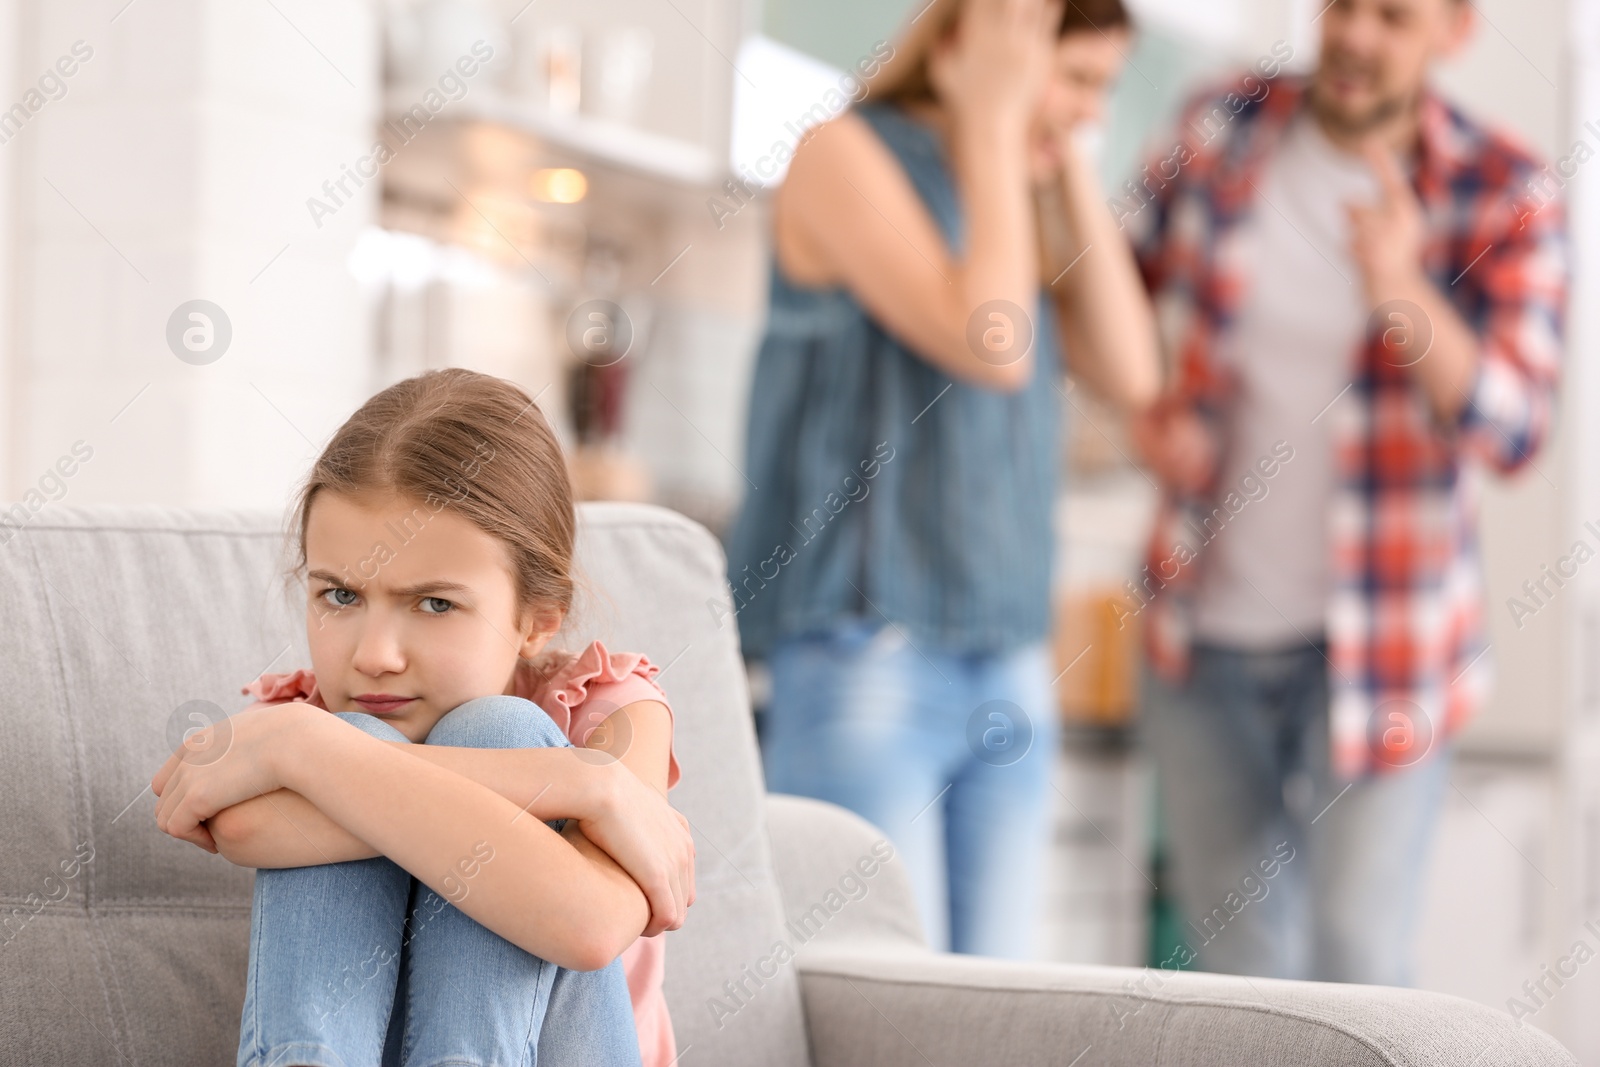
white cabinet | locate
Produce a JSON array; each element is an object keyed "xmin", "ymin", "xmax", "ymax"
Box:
[{"xmin": 384, "ymin": 0, "xmax": 744, "ymax": 187}]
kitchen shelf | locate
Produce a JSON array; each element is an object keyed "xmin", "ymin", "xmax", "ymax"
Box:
[{"xmin": 383, "ymin": 87, "xmax": 723, "ymax": 187}]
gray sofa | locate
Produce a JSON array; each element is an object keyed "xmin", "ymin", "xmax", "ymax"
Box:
[{"xmin": 0, "ymin": 503, "xmax": 1575, "ymax": 1066}]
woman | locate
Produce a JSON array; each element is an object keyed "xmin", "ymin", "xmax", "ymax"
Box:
[{"xmin": 726, "ymin": 0, "xmax": 1160, "ymax": 957}]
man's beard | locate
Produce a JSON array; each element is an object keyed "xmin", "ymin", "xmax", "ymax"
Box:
[{"xmin": 1310, "ymin": 54, "xmax": 1416, "ymax": 137}]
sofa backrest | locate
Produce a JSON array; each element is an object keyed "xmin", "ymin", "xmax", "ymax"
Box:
[{"xmin": 0, "ymin": 503, "xmax": 809, "ymax": 1067}]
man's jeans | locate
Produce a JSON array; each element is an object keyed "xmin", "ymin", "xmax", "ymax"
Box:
[{"xmin": 1141, "ymin": 641, "xmax": 1452, "ymax": 985}]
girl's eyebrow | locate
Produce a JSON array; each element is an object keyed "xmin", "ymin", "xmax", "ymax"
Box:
[
  {"xmin": 305, "ymin": 570, "xmax": 472, "ymax": 598},
  {"xmin": 392, "ymin": 580, "xmax": 473, "ymax": 598}
]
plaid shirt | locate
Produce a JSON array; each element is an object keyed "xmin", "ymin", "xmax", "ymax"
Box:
[{"xmin": 1126, "ymin": 75, "xmax": 1568, "ymax": 778}]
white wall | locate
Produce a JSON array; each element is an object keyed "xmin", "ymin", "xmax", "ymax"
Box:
[
  {"xmin": 1550, "ymin": 0, "xmax": 1600, "ymax": 1057},
  {"xmin": 0, "ymin": 0, "xmax": 378, "ymax": 515}
]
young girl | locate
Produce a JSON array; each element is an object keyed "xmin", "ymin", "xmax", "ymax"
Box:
[{"xmin": 151, "ymin": 368, "xmax": 693, "ymax": 1067}]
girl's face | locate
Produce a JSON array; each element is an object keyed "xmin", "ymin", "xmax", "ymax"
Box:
[
  {"xmin": 1028, "ymin": 29, "xmax": 1129, "ymax": 178},
  {"xmin": 303, "ymin": 489, "xmax": 557, "ymax": 742}
]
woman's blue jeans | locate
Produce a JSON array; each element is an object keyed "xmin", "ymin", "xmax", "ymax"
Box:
[
  {"xmin": 235, "ymin": 696, "xmax": 643, "ymax": 1067},
  {"xmin": 762, "ymin": 619, "xmax": 1058, "ymax": 958}
]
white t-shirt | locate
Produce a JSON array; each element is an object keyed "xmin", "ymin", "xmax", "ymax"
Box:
[{"xmin": 1190, "ymin": 114, "xmax": 1381, "ymax": 647}]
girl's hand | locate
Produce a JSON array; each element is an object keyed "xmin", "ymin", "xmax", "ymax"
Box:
[
  {"xmin": 929, "ymin": 0, "xmax": 1065, "ymax": 140},
  {"xmin": 575, "ymin": 760, "xmax": 696, "ymax": 937},
  {"xmin": 152, "ymin": 701, "xmax": 322, "ymax": 854}
]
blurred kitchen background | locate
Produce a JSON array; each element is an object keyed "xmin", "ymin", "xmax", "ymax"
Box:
[{"xmin": 1, "ymin": 0, "xmax": 1597, "ymax": 1059}]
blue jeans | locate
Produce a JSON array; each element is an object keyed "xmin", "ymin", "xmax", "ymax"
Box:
[
  {"xmin": 1141, "ymin": 642, "xmax": 1453, "ymax": 985},
  {"xmin": 236, "ymin": 696, "xmax": 642, "ymax": 1067},
  {"xmin": 762, "ymin": 619, "xmax": 1058, "ymax": 957}
]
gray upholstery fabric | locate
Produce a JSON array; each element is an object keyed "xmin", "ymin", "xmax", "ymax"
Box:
[
  {"xmin": 763, "ymin": 795, "xmax": 926, "ymax": 955},
  {"xmin": 0, "ymin": 503, "xmax": 809, "ymax": 1067},
  {"xmin": 764, "ymin": 797, "xmax": 1578, "ymax": 1067},
  {"xmin": 795, "ymin": 949, "xmax": 1578, "ymax": 1067}
]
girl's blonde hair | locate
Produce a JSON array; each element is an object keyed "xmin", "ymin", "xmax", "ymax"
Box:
[
  {"xmin": 865, "ymin": 0, "xmax": 1131, "ymax": 106},
  {"xmin": 288, "ymin": 368, "xmax": 576, "ymax": 631}
]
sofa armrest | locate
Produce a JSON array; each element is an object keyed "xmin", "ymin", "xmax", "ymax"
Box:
[
  {"xmin": 764, "ymin": 794, "xmax": 926, "ymax": 953},
  {"xmin": 795, "ymin": 946, "xmax": 1576, "ymax": 1067}
]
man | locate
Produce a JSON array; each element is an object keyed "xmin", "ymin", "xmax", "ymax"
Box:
[{"xmin": 1124, "ymin": 0, "xmax": 1567, "ymax": 984}]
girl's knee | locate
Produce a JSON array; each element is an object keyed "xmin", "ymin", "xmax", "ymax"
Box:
[
  {"xmin": 334, "ymin": 710, "xmax": 410, "ymax": 743},
  {"xmin": 424, "ymin": 695, "xmax": 570, "ymax": 750}
]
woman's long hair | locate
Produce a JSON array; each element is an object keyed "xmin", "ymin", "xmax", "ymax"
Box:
[{"xmin": 865, "ymin": 0, "xmax": 1131, "ymax": 106}]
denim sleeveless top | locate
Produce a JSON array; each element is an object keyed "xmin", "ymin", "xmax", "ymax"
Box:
[{"xmin": 724, "ymin": 101, "xmax": 1063, "ymax": 658}]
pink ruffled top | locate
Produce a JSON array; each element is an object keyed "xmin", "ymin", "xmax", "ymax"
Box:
[{"xmin": 242, "ymin": 639, "xmax": 680, "ymax": 1067}]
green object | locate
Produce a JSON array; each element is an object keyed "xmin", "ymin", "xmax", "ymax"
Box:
[
  {"xmin": 1146, "ymin": 766, "xmax": 1197, "ymax": 971},
  {"xmin": 1098, "ymin": 26, "xmax": 1233, "ymax": 192},
  {"xmin": 760, "ymin": 0, "xmax": 914, "ymax": 72}
]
